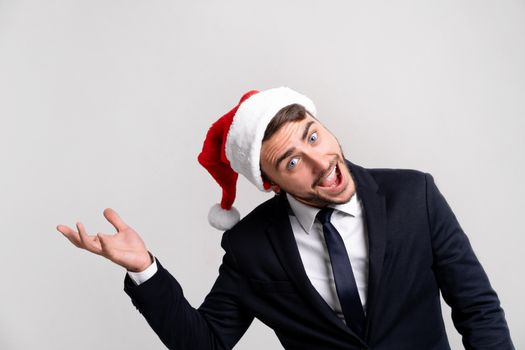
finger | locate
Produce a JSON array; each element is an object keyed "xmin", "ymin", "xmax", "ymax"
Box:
[
  {"xmin": 103, "ymin": 208, "xmax": 129, "ymax": 232},
  {"xmin": 56, "ymin": 224, "xmax": 81, "ymax": 248},
  {"xmin": 76, "ymin": 222, "xmax": 102, "ymax": 254},
  {"xmin": 76, "ymin": 222, "xmax": 88, "ymax": 246}
]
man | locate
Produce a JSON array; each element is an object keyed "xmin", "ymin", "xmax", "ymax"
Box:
[{"xmin": 57, "ymin": 87, "xmax": 514, "ymax": 349}]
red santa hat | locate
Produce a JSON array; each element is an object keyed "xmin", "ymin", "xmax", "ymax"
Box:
[{"xmin": 198, "ymin": 87, "xmax": 316, "ymax": 230}]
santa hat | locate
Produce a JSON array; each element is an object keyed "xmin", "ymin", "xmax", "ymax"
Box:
[{"xmin": 198, "ymin": 87, "xmax": 316, "ymax": 230}]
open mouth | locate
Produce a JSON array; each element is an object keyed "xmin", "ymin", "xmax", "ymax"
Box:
[{"xmin": 316, "ymin": 163, "xmax": 343, "ymax": 191}]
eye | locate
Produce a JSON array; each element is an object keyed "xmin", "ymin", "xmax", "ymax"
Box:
[
  {"xmin": 309, "ymin": 132, "xmax": 318, "ymax": 143},
  {"xmin": 287, "ymin": 158, "xmax": 299, "ymax": 169}
]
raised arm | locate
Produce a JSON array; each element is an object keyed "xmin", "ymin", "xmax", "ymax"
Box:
[
  {"xmin": 57, "ymin": 209, "xmax": 253, "ymax": 349},
  {"xmin": 123, "ymin": 231, "xmax": 254, "ymax": 350}
]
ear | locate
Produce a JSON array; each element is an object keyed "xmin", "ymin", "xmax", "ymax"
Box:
[
  {"xmin": 270, "ymin": 183, "xmax": 281, "ymax": 194},
  {"xmin": 263, "ymin": 178, "xmax": 281, "ymax": 194}
]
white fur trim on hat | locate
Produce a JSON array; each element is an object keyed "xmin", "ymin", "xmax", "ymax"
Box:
[{"xmin": 225, "ymin": 87, "xmax": 316, "ymax": 191}]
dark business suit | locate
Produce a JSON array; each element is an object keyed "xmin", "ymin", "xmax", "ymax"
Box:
[{"xmin": 124, "ymin": 160, "xmax": 514, "ymax": 349}]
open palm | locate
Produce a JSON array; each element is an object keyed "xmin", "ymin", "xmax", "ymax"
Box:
[{"xmin": 57, "ymin": 208, "xmax": 152, "ymax": 272}]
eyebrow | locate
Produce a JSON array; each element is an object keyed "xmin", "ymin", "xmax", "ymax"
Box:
[
  {"xmin": 275, "ymin": 121, "xmax": 316, "ymax": 170},
  {"xmin": 275, "ymin": 147, "xmax": 296, "ymax": 170},
  {"xmin": 302, "ymin": 121, "xmax": 315, "ymax": 141}
]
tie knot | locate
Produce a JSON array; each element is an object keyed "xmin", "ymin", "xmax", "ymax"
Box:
[{"xmin": 316, "ymin": 207, "xmax": 334, "ymax": 225}]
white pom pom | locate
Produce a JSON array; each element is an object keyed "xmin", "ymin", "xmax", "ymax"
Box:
[{"xmin": 208, "ymin": 204, "xmax": 241, "ymax": 231}]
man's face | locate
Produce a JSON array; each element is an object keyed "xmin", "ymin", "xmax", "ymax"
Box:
[{"xmin": 260, "ymin": 113, "xmax": 355, "ymax": 208}]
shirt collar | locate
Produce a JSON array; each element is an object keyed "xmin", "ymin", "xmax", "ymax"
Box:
[{"xmin": 286, "ymin": 192, "xmax": 360, "ymax": 234}]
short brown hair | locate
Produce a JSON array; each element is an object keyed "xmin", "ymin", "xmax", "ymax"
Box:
[{"xmin": 262, "ymin": 104, "xmax": 308, "ymax": 143}]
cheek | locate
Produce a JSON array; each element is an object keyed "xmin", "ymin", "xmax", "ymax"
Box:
[
  {"xmin": 324, "ymin": 138, "xmax": 340, "ymax": 152},
  {"xmin": 319, "ymin": 131, "xmax": 340, "ymax": 151},
  {"xmin": 287, "ymin": 169, "xmax": 313, "ymax": 189}
]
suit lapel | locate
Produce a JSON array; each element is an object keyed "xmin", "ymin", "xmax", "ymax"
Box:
[{"xmin": 346, "ymin": 161, "xmax": 387, "ymax": 339}]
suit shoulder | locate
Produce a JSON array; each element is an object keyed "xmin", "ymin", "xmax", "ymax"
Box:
[
  {"xmin": 225, "ymin": 195, "xmax": 279, "ymax": 240},
  {"xmin": 220, "ymin": 195, "xmax": 281, "ymax": 269},
  {"xmin": 368, "ymin": 167, "xmax": 428, "ymax": 180},
  {"xmin": 367, "ymin": 167, "xmax": 431, "ymax": 193}
]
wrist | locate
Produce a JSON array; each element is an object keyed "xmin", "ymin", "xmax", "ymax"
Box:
[{"xmin": 129, "ymin": 251, "xmax": 154, "ymax": 272}]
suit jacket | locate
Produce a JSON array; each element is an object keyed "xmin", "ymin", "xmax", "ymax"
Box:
[{"xmin": 124, "ymin": 161, "xmax": 514, "ymax": 349}]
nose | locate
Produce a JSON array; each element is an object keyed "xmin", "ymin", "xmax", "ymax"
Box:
[{"xmin": 303, "ymin": 149, "xmax": 331, "ymax": 177}]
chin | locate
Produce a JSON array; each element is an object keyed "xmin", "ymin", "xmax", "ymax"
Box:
[
  {"xmin": 322, "ymin": 186, "xmax": 353, "ymax": 205},
  {"xmin": 295, "ymin": 186, "xmax": 353, "ymax": 208}
]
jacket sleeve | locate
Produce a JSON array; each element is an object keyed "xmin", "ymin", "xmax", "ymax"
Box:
[
  {"xmin": 425, "ymin": 173, "xmax": 514, "ymax": 349},
  {"xmin": 123, "ymin": 231, "xmax": 254, "ymax": 350}
]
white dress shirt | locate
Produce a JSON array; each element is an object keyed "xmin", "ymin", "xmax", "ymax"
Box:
[
  {"xmin": 127, "ymin": 256, "xmax": 158, "ymax": 285},
  {"xmin": 286, "ymin": 192, "xmax": 369, "ymax": 321},
  {"xmin": 128, "ymin": 193, "xmax": 370, "ymax": 322}
]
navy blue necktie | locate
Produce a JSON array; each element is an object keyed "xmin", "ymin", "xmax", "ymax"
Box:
[{"xmin": 317, "ymin": 207, "xmax": 365, "ymax": 337}]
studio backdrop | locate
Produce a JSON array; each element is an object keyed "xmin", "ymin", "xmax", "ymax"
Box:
[{"xmin": 0, "ymin": 1, "xmax": 523, "ymax": 349}]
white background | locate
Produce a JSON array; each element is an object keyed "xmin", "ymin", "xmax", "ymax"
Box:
[{"xmin": 0, "ymin": 0, "xmax": 523, "ymax": 349}]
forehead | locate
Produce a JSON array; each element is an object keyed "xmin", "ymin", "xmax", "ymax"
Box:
[
  {"xmin": 267, "ymin": 113, "xmax": 316, "ymax": 143},
  {"xmin": 260, "ymin": 114, "xmax": 317, "ymax": 162}
]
